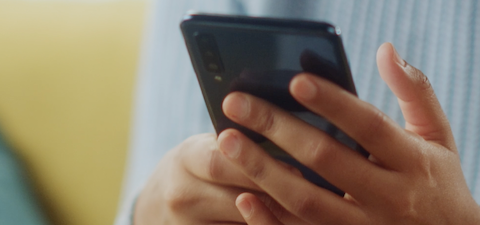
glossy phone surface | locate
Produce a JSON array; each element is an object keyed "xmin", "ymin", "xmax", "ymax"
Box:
[{"xmin": 181, "ymin": 13, "xmax": 368, "ymax": 196}]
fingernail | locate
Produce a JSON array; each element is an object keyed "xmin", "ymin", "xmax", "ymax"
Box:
[
  {"xmin": 391, "ymin": 44, "xmax": 406, "ymax": 67},
  {"xmin": 218, "ymin": 132, "xmax": 241, "ymax": 159},
  {"xmin": 237, "ymin": 198, "xmax": 252, "ymax": 218},
  {"xmin": 293, "ymin": 76, "xmax": 317, "ymax": 100},
  {"xmin": 224, "ymin": 94, "xmax": 249, "ymax": 120}
]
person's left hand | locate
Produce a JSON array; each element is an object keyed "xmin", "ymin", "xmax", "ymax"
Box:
[{"xmin": 216, "ymin": 43, "xmax": 480, "ymax": 225}]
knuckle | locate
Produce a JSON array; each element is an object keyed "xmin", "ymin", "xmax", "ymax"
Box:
[
  {"xmin": 242, "ymin": 157, "xmax": 268, "ymax": 181},
  {"xmin": 252, "ymin": 107, "xmax": 277, "ymax": 135},
  {"xmin": 291, "ymin": 196, "xmax": 317, "ymax": 218},
  {"xmin": 176, "ymin": 132, "xmax": 218, "ymax": 168},
  {"xmin": 207, "ymin": 149, "xmax": 223, "ymax": 182},
  {"xmin": 380, "ymin": 183, "xmax": 419, "ymax": 221},
  {"xmin": 178, "ymin": 133, "xmax": 216, "ymax": 153},
  {"xmin": 164, "ymin": 185, "xmax": 197, "ymax": 213},
  {"xmin": 411, "ymin": 148, "xmax": 430, "ymax": 170},
  {"xmin": 407, "ymin": 65, "xmax": 433, "ymax": 92},
  {"xmin": 391, "ymin": 195, "xmax": 418, "ymax": 221},
  {"xmin": 193, "ymin": 133, "xmax": 218, "ymax": 147},
  {"xmin": 414, "ymin": 69, "xmax": 432, "ymax": 91},
  {"xmin": 168, "ymin": 145, "xmax": 184, "ymax": 164},
  {"xmin": 419, "ymin": 72, "xmax": 432, "ymax": 91},
  {"xmin": 411, "ymin": 150, "xmax": 438, "ymax": 186},
  {"xmin": 260, "ymin": 194, "xmax": 287, "ymax": 221},
  {"xmin": 360, "ymin": 108, "xmax": 387, "ymax": 142},
  {"xmin": 306, "ymin": 137, "xmax": 337, "ymax": 168},
  {"xmin": 182, "ymin": 133, "xmax": 205, "ymax": 145}
]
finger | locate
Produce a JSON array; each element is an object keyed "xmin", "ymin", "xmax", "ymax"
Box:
[
  {"xmin": 236, "ymin": 193, "xmax": 284, "ymax": 225},
  {"xmin": 377, "ymin": 42, "xmax": 455, "ymax": 150},
  {"xmin": 222, "ymin": 93, "xmax": 394, "ymax": 198},
  {"xmin": 167, "ymin": 166, "xmax": 250, "ymax": 223},
  {"xmin": 289, "ymin": 73, "xmax": 419, "ymax": 170},
  {"xmin": 212, "ymin": 223, "xmax": 246, "ymax": 225},
  {"xmin": 180, "ymin": 133, "xmax": 261, "ymax": 191},
  {"xmin": 218, "ymin": 129, "xmax": 366, "ymax": 225},
  {"xmin": 188, "ymin": 181, "xmax": 308, "ymax": 225}
]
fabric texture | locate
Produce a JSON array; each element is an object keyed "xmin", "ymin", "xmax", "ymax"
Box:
[{"xmin": 116, "ymin": 0, "xmax": 480, "ymax": 224}]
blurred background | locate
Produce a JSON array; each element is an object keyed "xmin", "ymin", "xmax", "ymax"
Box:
[{"xmin": 0, "ymin": 0, "xmax": 147, "ymax": 224}]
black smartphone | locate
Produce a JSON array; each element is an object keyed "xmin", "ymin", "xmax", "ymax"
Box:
[{"xmin": 181, "ymin": 13, "xmax": 368, "ymax": 196}]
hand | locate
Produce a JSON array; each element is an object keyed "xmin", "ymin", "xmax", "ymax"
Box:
[
  {"xmin": 133, "ymin": 134, "xmax": 308, "ymax": 225},
  {"xmin": 217, "ymin": 43, "xmax": 480, "ymax": 225}
]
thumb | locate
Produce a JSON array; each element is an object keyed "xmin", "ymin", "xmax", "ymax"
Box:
[{"xmin": 376, "ymin": 42, "xmax": 455, "ymax": 150}]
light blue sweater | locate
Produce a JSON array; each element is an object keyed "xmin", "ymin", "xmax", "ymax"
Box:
[
  {"xmin": 117, "ymin": 1, "xmax": 480, "ymax": 224},
  {"xmin": 117, "ymin": 2, "xmax": 480, "ymax": 224},
  {"xmin": 2, "ymin": 0, "xmax": 478, "ymax": 224}
]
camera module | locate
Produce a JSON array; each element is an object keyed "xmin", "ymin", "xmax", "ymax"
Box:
[{"xmin": 195, "ymin": 33, "xmax": 224, "ymax": 73}]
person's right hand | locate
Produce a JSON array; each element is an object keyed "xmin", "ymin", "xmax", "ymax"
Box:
[
  {"xmin": 217, "ymin": 43, "xmax": 480, "ymax": 225},
  {"xmin": 133, "ymin": 133, "xmax": 308, "ymax": 225}
]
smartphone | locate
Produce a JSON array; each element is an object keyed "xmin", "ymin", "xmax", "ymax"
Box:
[{"xmin": 181, "ymin": 13, "xmax": 368, "ymax": 196}]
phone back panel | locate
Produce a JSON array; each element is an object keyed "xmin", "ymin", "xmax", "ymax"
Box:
[{"xmin": 181, "ymin": 14, "xmax": 367, "ymax": 196}]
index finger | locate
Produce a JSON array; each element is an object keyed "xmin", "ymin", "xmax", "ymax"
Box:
[{"xmin": 290, "ymin": 74, "xmax": 419, "ymax": 170}]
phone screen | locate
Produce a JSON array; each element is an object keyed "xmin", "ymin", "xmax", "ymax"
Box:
[{"xmin": 182, "ymin": 15, "xmax": 366, "ymax": 196}]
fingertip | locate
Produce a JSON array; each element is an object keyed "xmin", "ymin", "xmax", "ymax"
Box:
[
  {"xmin": 236, "ymin": 193, "xmax": 291, "ymax": 225},
  {"xmin": 376, "ymin": 44, "xmax": 451, "ymax": 145},
  {"xmin": 290, "ymin": 73, "xmax": 318, "ymax": 101},
  {"xmin": 217, "ymin": 129, "xmax": 242, "ymax": 159},
  {"xmin": 236, "ymin": 192, "xmax": 255, "ymax": 203},
  {"xmin": 377, "ymin": 42, "xmax": 406, "ymax": 71},
  {"xmin": 217, "ymin": 128, "xmax": 236, "ymax": 141},
  {"xmin": 376, "ymin": 43, "xmax": 412, "ymax": 97},
  {"xmin": 236, "ymin": 193, "xmax": 254, "ymax": 219},
  {"xmin": 376, "ymin": 42, "xmax": 393, "ymax": 63},
  {"xmin": 222, "ymin": 92, "xmax": 250, "ymax": 121}
]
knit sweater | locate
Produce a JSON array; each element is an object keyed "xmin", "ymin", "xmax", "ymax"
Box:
[{"xmin": 116, "ymin": 0, "xmax": 480, "ymax": 224}]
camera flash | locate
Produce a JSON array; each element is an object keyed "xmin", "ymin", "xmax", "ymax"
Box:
[{"xmin": 214, "ymin": 76, "xmax": 222, "ymax": 82}]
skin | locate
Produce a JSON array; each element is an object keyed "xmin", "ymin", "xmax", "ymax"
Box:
[
  {"xmin": 217, "ymin": 43, "xmax": 480, "ymax": 225},
  {"xmin": 134, "ymin": 134, "xmax": 306, "ymax": 225}
]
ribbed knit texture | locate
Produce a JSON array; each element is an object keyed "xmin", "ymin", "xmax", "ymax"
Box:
[{"xmin": 116, "ymin": 1, "xmax": 480, "ymax": 224}]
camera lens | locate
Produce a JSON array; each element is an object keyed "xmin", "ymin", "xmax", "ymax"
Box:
[
  {"xmin": 205, "ymin": 51, "xmax": 215, "ymax": 58},
  {"xmin": 195, "ymin": 33, "xmax": 224, "ymax": 73},
  {"xmin": 208, "ymin": 63, "xmax": 219, "ymax": 71}
]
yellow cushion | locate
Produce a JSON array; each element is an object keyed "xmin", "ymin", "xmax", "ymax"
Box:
[{"xmin": 0, "ymin": 1, "xmax": 146, "ymax": 224}]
